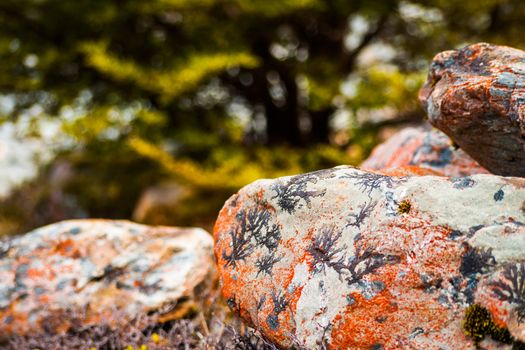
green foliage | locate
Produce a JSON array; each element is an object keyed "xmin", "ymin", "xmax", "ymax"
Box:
[
  {"xmin": 348, "ymin": 67, "xmax": 426, "ymax": 114},
  {"xmin": 80, "ymin": 41, "xmax": 259, "ymax": 103}
]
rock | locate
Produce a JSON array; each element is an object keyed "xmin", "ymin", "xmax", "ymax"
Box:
[
  {"xmin": 0, "ymin": 159, "xmax": 87, "ymax": 237},
  {"xmin": 132, "ymin": 181, "xmax": 191, "ymax": 225},
  {"xmin": 362, "ymin": 126, "xmax": 489, "ymax": 177},
  {"xmin": 214, "ymin": 166, "xmax": 525, "ymax": 349},
  {"xmin": 419, "ymin": 43, "xmax": 525, "ymax": 177},
  {"xmin": 0, "ymin": 220, "xmax": 214, "ymax": 337},
  {"xmin": 376, "ymin": 165, "xmax": 441, "ymax": 177}
]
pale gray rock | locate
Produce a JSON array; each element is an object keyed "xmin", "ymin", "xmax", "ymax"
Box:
[
  {"xmin": 0, "ymin": 219, "xmax": 215, "ymax": 337},
  {"xmin": 214, "ymin": 166, "xmax": 525, "ymax": 349}
]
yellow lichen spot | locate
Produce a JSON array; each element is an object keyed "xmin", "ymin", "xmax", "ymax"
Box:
[
  {"xmin": 139, "ymin": 345, "xmax": 147, "ymax": 350},
  {"xmin": 462, "ymin": 304, "xmax": 515, "ymax": 345},
  {"xmin": 151, "ymin": 333, "xmax": 160, "ymax": 343},
  {"xmin": 126, "ymin": 346, "xmax": 134, "ymax": 350},
  {"xmin": 397, "ymin": 199, "xmax": 411, "ymax": 214}
]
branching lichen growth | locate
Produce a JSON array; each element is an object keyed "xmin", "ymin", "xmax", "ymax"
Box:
[
  {"xmin": 341, "ymin": 171, "xmax": 399, "ymax": 198},
  {"xmin": 255, "ymin": 254, "xmax": 281, "ymax": 276},
  {"xmin": 272, "ymin": 174, "xmax": 326, "ymax": 214},
  {"xmin": 460, "ymin": 246, "xmax": 496, "ymax": 277},
  {"xmin": 222, "ymin": 206, "xmax": 281, "ymax": 269},
  {"xmin": 343, "ymin": 246, "xmax": 399, "ymax": 286},
  {"xmin": 490, "ymin": 263, "xmax": 525, "ymax": 324},
  {"xmin": 271, "ymin": 168, "xmax": 339, "ymax": 214},
  {"xmin": 266, "ymin": 290, "xmax": 289, "ymax": 330},
  {"xmin": 347, "ymin": 201, "xmax": 376, "ymax": 228},
  {"xmin": 222, "ymin": 226, "xmax": 254, "ymax": 268},
  {"xmin": 245, "ymin": 208, "xmax": 281, "ymax": 250},
  {"xmin": 308, "ymin": 226, "xmax": 399, "ymax": 286},
  {"xmin": 308, "ymin": 226, "xmax": 346, "ymax": 273}
]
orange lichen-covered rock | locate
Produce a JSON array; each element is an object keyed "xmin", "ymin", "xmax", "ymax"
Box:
[
  {"xmin": 419, "ymin": 43, "xmax": 525, "ymax": 177},
  {"xmin": 0, "ymin": 220, "xmax": 214, "ymax": 338},
  {"xmin": 214, "ymin": 166, "xmax": 525, "ymax": 349},
  {"xmin": 362, "ymin": 127, "xmax": 488, "ymax": 177}
]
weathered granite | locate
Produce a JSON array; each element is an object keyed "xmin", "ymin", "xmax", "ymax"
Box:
[
  {"xmin": 419, "ymin": 42, "xmax": 525, "ymax": 177},
  {"xmin": 214, "ymin": 166, "xmax": 525, "ymax": 349},
  {"xmin": 362, "ymin": 126, "xmax": 489, "ymax": 177},
  {"xmin": 0, "ymin": 220, "xmax": 214, "ymax": 337}
]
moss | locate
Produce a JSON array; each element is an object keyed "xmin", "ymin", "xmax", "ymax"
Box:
[
  {"xmin": 462, "ymin": 304, "xmax": 525, "ymax": 348},
  {"xmin": 397, "ymin": 200, "xmax": 411, "ymax": 214},
  {"xmin": 514, "ymin": 341, "xmax": 525, "ymax": 350}
]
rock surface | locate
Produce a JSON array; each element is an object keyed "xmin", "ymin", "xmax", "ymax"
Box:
[
  {"xmin": 133, "ymin": 181, "xmax": 191, "ymax": 225},
  {"xmin": 419, "ymin": 42, "xmax": 525, "ymax": 177},
  {"xmin": 0, "ymin": 220, "xmax": 214, "ymax": 337},
  {"xmin": 214, "ymin": 166, "xmax": 525, "ymax": 349},
  {"xmin": 362, "ymin": 126, "xmax": 488, "ymax": 177}
]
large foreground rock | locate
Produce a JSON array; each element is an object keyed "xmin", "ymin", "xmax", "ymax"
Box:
[
  {"xmin": 0, "ymin": 220, "xmax": 214, "ymax": 337},
  {"xmin": 214, "ymin": 166, "xmax": 525, "ymax": 349},
  {"xmin": 419, "ymin": 43, "xmax": 525, "ymax": 177},
  {"xmin": 361, "ymin": 126, "xmax": 488, "ymax": 177}
]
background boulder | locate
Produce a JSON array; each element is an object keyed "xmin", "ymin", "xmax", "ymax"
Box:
[{"xmin": 419, "ymin": 43, "xmax": 525, "ymax": 177}]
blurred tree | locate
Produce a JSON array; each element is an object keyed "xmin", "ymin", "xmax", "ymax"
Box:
[{"xmin": 1, "ymin": 0, "xmax": 525, "ymax": 232}]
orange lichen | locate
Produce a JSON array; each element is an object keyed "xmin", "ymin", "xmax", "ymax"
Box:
[
  {"xmin": 54, "ymin": 239, "xmax": 81, "ymax": 258},
  {"xmin": 485, "ymin": 300, "xmax": 510, "ymax": 329},
  {"xmin": 330, "ymin": 291, "xmax": 398, "ymax": 349},
  {"xmin": 212, "ymin": 195, "xmax": 243, "ymax": 244},
  {"xmin": 328, "ymin": 212, "xmax": 463, "ymax": 348},
  {"xmin": 379, "ymin": 166, "xmax": 442, "ymax": 177}
]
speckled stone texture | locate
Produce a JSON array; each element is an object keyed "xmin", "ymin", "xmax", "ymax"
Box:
[
  {"xmin": 0, "ymin": 220, "xmax": 214, "ymax": 337},
  {"xmin": 361, "ymin": 126, "xmax": 488, "ymax": 177},
  {"xmin": 419, "ymin": 43, "xmax": 525, "ymax": 177},
  {"xmin": 214, "ymin": 166, "xmax": 525, "ymax": 349}
]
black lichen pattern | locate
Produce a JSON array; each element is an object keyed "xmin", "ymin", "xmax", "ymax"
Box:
[
  {"xmin": 490, "ymin": 263, "xmax": 525, "ymax": 324},
  {"xmin": 347, "ymin": 201, "xmax": 377, "ymax": 229},
  {"xmin": 255, "ymin": 254, "xmax": 281, "ymax": 276},
  {"xmin": 452, "ymin": 177, "xmax": 476, "ymax": 189},
  {"xmin": 222, "ymin": 206, "xmax": 281, "ymax": 269},
  {"xmin": 271, "ymin": 169, "xmax": 337, "ymax": 214},
  {"xmin": 266, "ymin": 290, "xmax": 289, "ymax": 330},
  {"xmin": 308, "ymin": 226, "xmax": 346, "ymax": 273},
  {"xmin": 460, "ymin": 246, "xmax": 496, "ymax": 277},
  {"xmin": 244, "ymin": 208, "xmax": 281, "ymax": 250},
  {"xmin": 256, "ymin": 295, "xmax": 266, "ymax": 312},
  {"xmin": 343, "ymin": 246, "xmax": 399, "ymax": 286},
  {"xmin": 222, "ymin": 225, "xmax": 254, "ymax": 268},
  {"xmin": 341, "ymin": 171, "xmax": 399, "ymax": 198},
  {"xmin": 308, "ymin": 226, "xmax": 399, "ymax": 287},
  {"xmin": 494, "ymin": 188, "xmax": 505, "ymax": 201},
  {"xmin": 452, "ymin": 246, "xmax": 497, "ymax": 304}
]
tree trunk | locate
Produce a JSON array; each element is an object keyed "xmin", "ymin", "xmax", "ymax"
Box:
[
  {"xmin": 264, "ymin": 69, "xmax": 302, "ymax": 146},
  {"xmin": 308, "ymin": 108, "xmax": 333, "ymax": 144}
]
